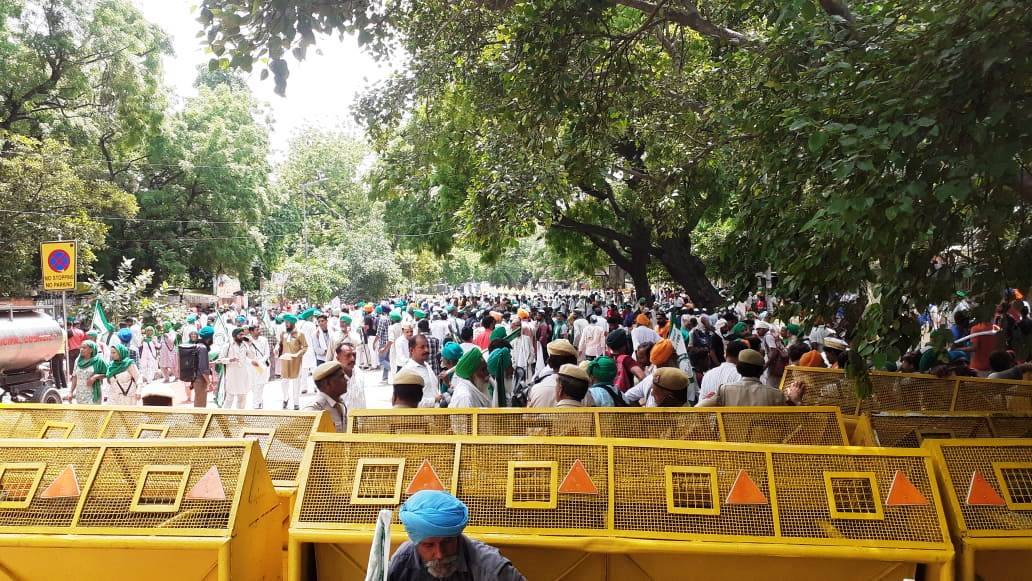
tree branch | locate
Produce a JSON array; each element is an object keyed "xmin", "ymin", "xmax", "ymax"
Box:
[{"xmin": 618, "ymin": 0, "xmax": 758, "ymax": 47}]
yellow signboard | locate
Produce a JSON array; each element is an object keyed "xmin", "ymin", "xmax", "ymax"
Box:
[{"xmin": 40, "ymin": 241, "xmax": 77, "ymax": 291}]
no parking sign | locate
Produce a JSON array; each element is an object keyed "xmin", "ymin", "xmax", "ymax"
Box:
[{"xmin": 40, "ymin": 240, "xmax": 77, "ymax": 291}]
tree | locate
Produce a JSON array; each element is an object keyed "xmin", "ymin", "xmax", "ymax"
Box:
[
  {"xmin": 0, "ymin": 132, "xmax": 137, "ymax": 294},
  {"xmin": 721, "ymin": 0, "xmax": 1031, "ymax": 361},
  {"xmin": 105, "ymin": 80, "xmax": 272, "ymax": 287},
  {"xmin": 0, "ymin": 0, "xmax": 170, "ymax": 179},
  {"xmin": 81, "ymin": 257, "xmax": 187, "ymax": 325}
]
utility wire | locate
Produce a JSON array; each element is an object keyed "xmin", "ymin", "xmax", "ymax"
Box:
[{"xmin": 0, "ymin": 208, "xmax": 249, "ymax": 226}]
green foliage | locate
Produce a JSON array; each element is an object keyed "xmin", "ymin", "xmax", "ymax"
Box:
[
  {"xmin": 724, "ymin": 0, "xmax": 1031, "ymax": 354},
  {"xmin": 106, "ymin": 82, "xmax": 272, "ymax": 287},
  {"xmin": 81, "ymin": 257, "xmax": 186, "ymax": 325},
  {"xmin": 0, "ymin": 132, "xmax": 137, "ymax": 294}
]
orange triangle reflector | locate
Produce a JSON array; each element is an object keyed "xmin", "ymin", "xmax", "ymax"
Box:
[
  {"xmin": 726, "ymin": 469, "xmax": 767, "ymax": 505},
  {"xmin": 558, "ymin": 459, "xmax": 598, "ymax": 495},
  {"xmin": 406, "ymin": 459, "xmax": 445, "ymax": 494},
  {"xmin": 40, "ymin": 465, "xmax": 80, "ymax": 499},
  {"xmin": 886, "ymin": 470, "xmax": 928, "ymax": 506},
  {"xmin": 186, "ymin": 465, "xmax": 226, "ymax": 500},
  {"xmin": 966, "ymin": 470, "xmax": 1005, "ymax": 506}
]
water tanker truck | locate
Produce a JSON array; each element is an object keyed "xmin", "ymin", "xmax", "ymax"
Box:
[{"xmin": 0, "ymin": 306, "xmax": 64, "ymax": 403}]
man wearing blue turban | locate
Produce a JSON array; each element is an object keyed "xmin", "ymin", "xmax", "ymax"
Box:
[{"xmin": 388, "ymin": 490, "xmax": 525, "ymax": 580}]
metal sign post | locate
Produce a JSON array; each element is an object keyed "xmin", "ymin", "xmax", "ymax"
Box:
[{"xmin": 42, "ymin": 238, "xmax": 77, "ymax": 381}]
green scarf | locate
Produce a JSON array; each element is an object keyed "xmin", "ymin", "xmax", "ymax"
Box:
[
  {"xmin": 75, "ymin": 341, "xmax": 106, "ymax": 403},
  {"xmin": 486, "ymin": 347, "xmax": 512, "ymax": 405},
  {"xmin": 143, "ymin": 326, "xmax": 154, "ymax": 343},
  {"xmin": 106, "ymin": 344, "xmax": 133, "ymax": 377}
]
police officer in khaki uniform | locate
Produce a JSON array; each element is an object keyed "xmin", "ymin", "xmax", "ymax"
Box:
[
  {"xmin": 305, "ymin": 360, "xmax": 348, "ymax": 431},
  {"xmin": 696, "ymin": 349, "xmax": 805, "ymax": 407}
]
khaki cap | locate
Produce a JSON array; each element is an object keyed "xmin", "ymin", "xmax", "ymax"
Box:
[
  {"xmin": 652, "ymin": 367, "xmax": 690, "ymax": 391},
  {"xmin": 557, "ymin": 363, "xmax": 590, "ymax": 383},
  {"xmin": 312, "ymin": 361, "xmax": 343, "ymax": 381},
  {"xmin": 546, "ymin": 339, "xmax": 577, "ymax": 357},
  {"xmin": 737, "ymin": 349, "xmax": 765, "ymax": 366},
  {"xmin": 393, "ymin": 369, "xmax": 425, "ymax": 387}
]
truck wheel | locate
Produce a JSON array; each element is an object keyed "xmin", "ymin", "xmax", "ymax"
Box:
[{"xmin": 35, "ymin": 387, "xmax": 63, "ymax": 404}]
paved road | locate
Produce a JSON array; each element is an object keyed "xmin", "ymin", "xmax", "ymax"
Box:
[{"xmin": 74, "ymin": 365, "xmax": 395, "ymax": 410}]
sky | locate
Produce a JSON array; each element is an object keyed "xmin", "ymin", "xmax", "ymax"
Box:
[{"xmin": 132, "ymin": 1, "xmax": 397, "ymax": 157}]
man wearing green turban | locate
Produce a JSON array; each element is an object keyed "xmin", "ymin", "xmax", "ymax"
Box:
[
  {"xmin": 449, "ymin": 347, "xmax": 492, "ymax": 407},
  {"xmin": 586, "ymin": 356, "xmax": 624, "ymax": 407},
  {"xmin": 486, "ymin": 343, "xmax": 512, "ymax": 407}
]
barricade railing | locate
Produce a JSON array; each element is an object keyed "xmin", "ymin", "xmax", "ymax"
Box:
[
  {"xmin": 854, "ymin": 411, "xmax": 1032, "ymax": 447},
  {"xmin": 0, "ymin": 403, "xmax": 334, "ymax": 488},
  {"xmin": 924, "ymin": 438, "xmax": 1032, "ymax": 581},
  {"xmin": 348, "ymin": 406, "xmax": 849, "ymax": 446},
  {"xmin": 288, "ymin": 434, "xmax": 953, "ymax": 581},
  {"xmin": 781, "ymin": 366, "xmax": 1032, "ymax": 415},
  {"xmin": 0, "ymin": 438, "xmax": 282, "ymax": 580}
]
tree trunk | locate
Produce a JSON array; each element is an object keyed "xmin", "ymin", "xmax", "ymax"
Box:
[{"xmin": 653, "ymin": 233, "xmax": 722, "ymax": 308}]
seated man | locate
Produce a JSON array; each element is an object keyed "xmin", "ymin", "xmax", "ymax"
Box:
[
  {"xmin": 393, "ymin": 369, "xmax": 426, "ymax": 409},
  {"xmin": 697, "ymin": 348, "xmax": 805, "ymax": 407},
  {"xmin": 389, "ymin": 490, "xmax": 525, "ymax": 580}
]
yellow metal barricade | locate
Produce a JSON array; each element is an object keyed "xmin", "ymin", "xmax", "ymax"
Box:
[
  {"xmin": 782, "ymin": 366, "xmax": 1032, "ymax": 415},
  {"xmin": 925, "ymin": 438, "xmax": 1032, "ymax": 581},
  {"xmin": 0, "ymin": 438, "xmax": 282, "ymax": 580},
  {"xmin": 348, "ymin": 406, "xmax": 849, "ymax": 446},
  {"xmin": 857, "ymin": 412, "xmax": 997, "ymax": 447},
  {"xmin": 0, "ymin": 403, "xmax": 334, "ymax": 578},
  {"xmin": 289, "ymin": 434, "xmax": 952, "ymax": 581}
]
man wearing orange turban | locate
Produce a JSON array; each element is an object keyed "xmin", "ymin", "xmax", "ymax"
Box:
[
  {"xmin": 799, "ymin": 350, "xmax": 826, "ymax": 368},
  {"xmin": 650, "ymin": 339, "xmax": 676, "ymax": 367}
]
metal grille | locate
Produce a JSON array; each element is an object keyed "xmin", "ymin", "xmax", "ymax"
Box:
[
  {"xmin": 989, "ymin": 415, "xmax": 1032, "ymax": 438},
  {"xmin": 600, "ymin": 411, "xmax": 719, "ymax": 440},
  {"xmin": 939, "ymin": 443, "xmax": 1032, "ymax": 532},
  {"xmin": 781, "ymin": 367, "xmax": 859, "ymax": 413},
  {"xmin": 100, "ymin": 410, "xmax": 206, "ymax": 439},
  {"xmin": 462, "ymin": 444, "xmax": 607, "ymax": 530},
  {"xmin": 721, "ymin": 411, "xmax": 845, "ymax": 445},
  {"xmin": 828, "ymin": 476, "xmax": 879, "ymax": 516},
  {"xmin": 955, "ymin": 379, "xmax": 1032, "ymax": 411},
  {"xmin": 612, "ymin": 446, "xmax": 773, "ymax": 537},
  {"xmin": 353, "ymin": 462, "xmax": 403, "ymax": 502},
  {"xmin": 296, "ymin": 441, "xmax": 456, "ymax": 526},
  {"xmin": 870, "ymin": 414, "xmax": 993, "ymax": 447},
  {"xmin": 860, "ymin": 374, "xmax": 955, "ymax": 413},
  {"xmin": 350, "ymin": 413, "xmax": 471, "ymax": 435},
  {"xmin": 0, "ymin": 446, "xmax": 97, "ymax": 528},
  {"xmin": 77, "ymin": 446, "xmax": 240, "ymax": 531},
  {"xmin": 1000, "ymin": 467, "xmax": 1032, "ymax": 505},
  {"xmin": 510, "ymin": 465, "xmax": 554, "ymax": 505},
  {"xmin": 135, "ymin": 468, "xmax": 188, "ymax": 510},
  {"xmin": 669, "ymin": 470, "xmax": 715, "ymax": 511},
  {"xmin": 772, "ymin": 452, "xmax": 943, "ymax": 542},
  {"xmin": 0, "ymin": 466, "xmax": 41, "ymax": 504},
  {"xmin": 0, "ymin": 407, "xmax": 109, "ymax": 439},
  {"xmin": 203, "ymin": 413, "xmax": 317, "ymax": 484},
  {"xmin": 479, "ymin": 412, "xmax": 595, "ymax": 437}
]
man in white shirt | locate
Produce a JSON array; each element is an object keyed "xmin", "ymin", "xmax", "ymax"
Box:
[
  {"xmin": 297, "ymin": 308, "xmax": 320, "ymax": 393},
  {"xmin": 401, "ymin": 333, "xmax": 440, "ymax": 407},
  {"xmin": 577, "ymin": 317, "xmax": 606, "ymax": 361},
  {"xmin": 528, "ymin": 339, "xmax": 579, "ymax": 408},
  {"xmin": 631, "ymin": 313, "xmax": 661, "ymax": 350},
  {"xmin": 430, "ymin": 311, "xmax": 451, "ymax": 343},
  {"xmin": 697, "ymin": 340, "xmax": 745, "ymax": 404},
  {"xmin": 332, "ymin": 338, "xmax": 366, "ymax": 411}
]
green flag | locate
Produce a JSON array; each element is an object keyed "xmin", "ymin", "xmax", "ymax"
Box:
[{"xmin": 90, "ymin": 301, "xmax": 114, "ymax": 344}]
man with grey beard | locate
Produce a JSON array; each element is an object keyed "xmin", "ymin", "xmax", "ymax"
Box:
[{"xmin": 387, "ymin": 490, "xmax": 525, "ymax": 580}]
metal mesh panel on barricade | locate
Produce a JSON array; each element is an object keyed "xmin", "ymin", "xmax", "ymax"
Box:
[
  {"xmin": 954, "ymin": 378, "xmax": 1032, "ymax": 412},
  {"xmin": 477, "ymin": 410, "xmax": 596, "ymax": 438},
  {"xmin": 0, "ymin": 405, "xmax": 109, "ymax": 439},
  {"xmin": 291, "ymin": 435, "xmax": 953, "ymax": 581},
  {"xmin": 202, "ymin": 410, "xmax": 331, "ymax": 486},
  {"xmin": 100, "ymin": 409, "xmax": 207, "ymax": 439},
  {"xmin": 349, "ymin": 410, "xmax": 473, "ymax": 435},
  {"xmin": 925, "ymin": 439, "xmax": 1032, "ymax": 581},
  {"xmin": 781, "ymin": 366, "xmax": 1032, "ymax": 414},
  {"xmin": 927, "ymin": 439, "xmax": 1032, "ymax": 535},
  {"xmin": 869, "ymin": 413, "xmax": 995, "ymax": 448},
  {"xmin": 348, "ymin": 407, "xmax": 848, "ymax": 446},
  {"xmin": 989, "ymin": 414, "xmax": 1032, "ymax": 438},
  {"xmin": 0, "ymin": 439, "xmax": 283, "ymax": 581},
  {"xmin": 293, "ymin": 434, "xmax": 950, "ymax": 546}
]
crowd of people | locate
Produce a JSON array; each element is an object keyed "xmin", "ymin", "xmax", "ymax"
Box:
[{"xmin": 56, "ymin": 286, "xmax": 1032, "ymax": 426}]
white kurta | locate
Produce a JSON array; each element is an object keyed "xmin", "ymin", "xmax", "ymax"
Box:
[
  {"xmin": 401, "ymin": 359, "xmax": 439, "ymax": 408},
  {"xmin": 448, "ymin": 376, "xmax": 492, "ymax": 408},
  {"xmin": 298, "ymin": 320, "xmax": 318, "ymax": 371},
  {"xmin": 249, "ymin": 336, "xmax": 270, "ymax": 388},
  {"xmin": 220, "ymin": 341, "xmax": 256, "ymax": 396},
  {"xmin": 107, "ymin": 365, "xmax": 141, "ymax": 405}
]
